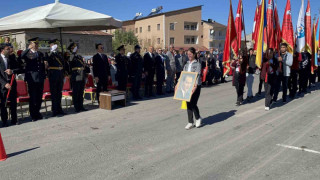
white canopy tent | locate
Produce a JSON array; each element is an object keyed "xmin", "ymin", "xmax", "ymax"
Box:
[
  {"xmin": 0, "ymin": 0, "xmax": 122, "ymax": 57},
  {"xmin": 0, "ymin": 0, "xmax": 122, "ymax": 32}
]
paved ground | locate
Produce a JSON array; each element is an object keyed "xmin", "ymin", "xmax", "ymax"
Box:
[{"xmin": 1, "ymin": 75, "xmax": 320, "ymax": 180}]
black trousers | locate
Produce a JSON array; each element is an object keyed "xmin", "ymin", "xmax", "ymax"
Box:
[
  {"xmin": 288, "ymin": 70, "xmax": 298, "ymax": 98},
  {"xmin": 1, "ymin": 81, "xmax": 17, "ymax": 125},
  {"xmin": 273, "ymin": 75, "xmax": 289, "ymax": 102},
  {"xmin": 299, "ymin": 69, "xmax": 309, "ymax": 92},
  {"xmin": 219, "ymin": 62, "xmax": 225, "ymax": 82},
  {"xmin": 264, "ymin": 75, "xmax": 274, "ymax": 107},
  {"xmin": 49, "ymin": 77, "xmax": 64, "ymax": 114},
  {"xmin": 132, "ymin": 75, "xmax": 142, "ymax": 98},
  {"xmin": 175, "ymin": 72, "xmax": 181, "ymax": 85},
  {"xmin": 117, "ymin": 75, "xmax": 128, "ymax": 91},
  {"xmin": 235, "ymin": 83, "xmax": 244, "ymax": 103},
  {"xmin": 72, "ymin": 80, "xmax": 85, "ymax": 111},
  {"xmin": 96, "ymin": 80, "xmax": 108, "ymax": 104},
  {"xmin": 309, "ymin": 71, "xmax": 316, "ymax": 86},
  {"xmin": 187, "ymin": 85, "xmax": 201, "ymax": 124},
  {"xmin": 28, "ymin": 82, "xmax": 44, "ymax": 119},
  {"xmin": 156, "ymin": 73, "xmax": 164, "ymax": 94},
  {"xmin": 317, "ymin": 69, "xmax": 320, "ymax": 82},
  {"xmin": 145, "ymin": 71, "xmax": 155, "ymax": 96}
]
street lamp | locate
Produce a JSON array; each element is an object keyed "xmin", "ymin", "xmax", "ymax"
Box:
[{"xmin": 168, "ymin": 22, "xmax": 178, "ymax": 48}]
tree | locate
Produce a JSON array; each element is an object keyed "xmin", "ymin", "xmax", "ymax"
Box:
[{"xmin": 112, "ymin": 29, "xmax": 138, "ymax": 54}]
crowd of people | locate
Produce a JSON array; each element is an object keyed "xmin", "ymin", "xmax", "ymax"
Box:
[
  {"xmin": 231, "ymin": 43, "xmax": 320, "ymax": 111},
  {"xmin": 1, "ymin": 35, "xmax": 318, "ymax": 129},
  {"xmin": 0, "ymin": 36, "xmax": 226, "ymax": 128}
]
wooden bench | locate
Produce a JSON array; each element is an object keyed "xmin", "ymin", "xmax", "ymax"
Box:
[{"xmin": 99, "ymin": 90, "xmax": 126, "ymax": 110}]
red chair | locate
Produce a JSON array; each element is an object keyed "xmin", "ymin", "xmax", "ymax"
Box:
[
  {"xmin": 16, "ymin": 80, "xmax": 30, "ymax": 119},
  {"xmin": 42, "ymin": 78, "xmax": 51, "ymax": 115},
  {"xmin": 84, "ymin": 74, "xmax": 97, "ymax": 104},
  {"xmin": 107, "ymin": 78, "xmax": 117, "ymax": 90},
  {"xmin": 62, "ymin": 76, "xmax": 73, "ymax": 111}
]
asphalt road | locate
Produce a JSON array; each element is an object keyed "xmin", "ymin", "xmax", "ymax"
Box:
[{"xmin": 1, "ymin": 75, "xmax": 320, "ymax": 180}]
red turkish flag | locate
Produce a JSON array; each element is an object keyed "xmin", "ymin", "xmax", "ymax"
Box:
[
  {"xmin": 281, "ymin": 0, "xmax": 294, "ymax": 54},
  {"xmin": 305, "ymin": 0, "xmax": 312, "ymax": 54}
]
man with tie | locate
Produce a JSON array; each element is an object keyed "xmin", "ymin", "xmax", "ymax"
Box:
[
  {"xmin": 155, "ymin": 49, "xmax": 165, "ymax": 95},
  {"xmin": 46, "ymin": 39, "xmax": 66, "ymax": 117},
  {"xmin": 0, "ymin": 43, "xmax": 21, "ymax": 127},
  {"xmin": 92, "ymin": 43, "xmax": 111, "ymax": 104},
  {"xmin": 21, "ymin": 37, "xmax": 46, "ymax": 121},
  {"xmin": 143, "ymin": 46, "xmax": 156, "ymax": 97}
]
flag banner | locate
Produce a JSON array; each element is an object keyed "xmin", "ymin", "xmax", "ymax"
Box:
[
  {"xmin": 305, "ymin": 0, "xmax": 312, "ymax": 54},
  {"xmin": 252, "ymin": 3, "xmax": 259, "ymax": 44},
  {"xmin": 223, "ymin": 0, "xmax": 237, "ymax": 77},
  {"xmin": 266, "ymin": 0, "xmax": 275, "ymax": 49},
  {"xmin": 254, "ymin": 4, "xmax": 262, "ymax": 52},
  {"xmin": 282, "ymin": 0, "xmax": 294, "ymax": 54},
  {"xmin": 296, "ymin": 0, "xmax": 305, "ymax": 53},
  {"xmin": 232, "ymin": 0, "xmax": 244, "ymax": 57},
  {"xmin": 255, "ymin": 0, "xmax": 267, "ymax": 68},
  {"xmin": 315, "ymin": 18, "xmax": 320, "ymax": 67},
  {"xmin": 274, "ymin": 3, "xmax": 282, "ymax": 52}
]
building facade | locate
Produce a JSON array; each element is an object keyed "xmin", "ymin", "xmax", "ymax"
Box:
[
  {"xmin": 202, "ymin": 20, "xmax": 227, "ymax": 51},
  {"xmin": 121, "ymin": 6, "xmax": 209, "ymax": 51}
]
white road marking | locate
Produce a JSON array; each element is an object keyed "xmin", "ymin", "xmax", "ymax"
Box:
[{"xmin": 276, "ymin": 144, "xmax": 320, "ymax": 155}]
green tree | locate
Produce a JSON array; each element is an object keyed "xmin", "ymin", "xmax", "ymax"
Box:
[{"xmin": 112, "ymin": 29, "xmax": 138, "ymax": 54}]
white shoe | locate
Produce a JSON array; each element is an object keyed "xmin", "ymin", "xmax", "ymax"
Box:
[
  {"xmin": 195, "ymin": 118, "xmax": 202, "ymax": 128},
  {"xmin": 185, "ymin": 123, "xmax": 194, "ymax": 130},
  {"xmin": 265, "ymin": 107, "xmax": 270, "ymax": 111}
]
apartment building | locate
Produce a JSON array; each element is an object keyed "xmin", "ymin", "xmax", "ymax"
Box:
[{"xmin": 202, "ymin": 19, "xmax": 227, "ymax": 51}]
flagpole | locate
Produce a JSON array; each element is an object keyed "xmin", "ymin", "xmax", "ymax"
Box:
[{"xmin": 242, "ymin": 3, "xmax": 248, "ymax": 57}]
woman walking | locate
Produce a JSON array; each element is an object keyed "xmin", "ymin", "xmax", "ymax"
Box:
[
  {"xmin": 182, "ymin": 47, "xmax": 202, "ymax": 130},
  {"xmin": 231, "ymin": 52, "xmax": 247, "ymax": 106}
]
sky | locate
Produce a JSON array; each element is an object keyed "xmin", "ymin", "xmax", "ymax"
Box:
[{"xmin": 1, "ymin": 0, "xmax": 320, "ymax": 35}]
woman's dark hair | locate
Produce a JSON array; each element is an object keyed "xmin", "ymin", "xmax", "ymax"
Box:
[{"xmin": 188, "ymin": 47, "xmax": 197, "ymax": 59}]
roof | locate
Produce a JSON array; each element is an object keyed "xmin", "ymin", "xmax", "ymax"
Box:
[
  {"xmin": 124, "ymin": 5, "xmax": 203, "ymax": 22},
  {"xmin": 202, "ymin": 20, "xmax": 227, "ymax": 28},
  {"xmin": 64, "ymin": 31, "xmax": 112, "ymax": 36}
]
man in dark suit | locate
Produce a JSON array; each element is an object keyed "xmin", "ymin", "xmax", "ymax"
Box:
[
  {"xmin": 68, "ymin": 42, "xmax": 89, "ymax": 113},
  {"xmin": 21, "ymin": 37, "xmax": 46, "ymax": 121},
  {"xmin": 92, "ymin": 43, "xmax": 111, "ymax": 104},
  {"xmin": 155, "ymin": 49, "xmax": 165, "ymax": 95},
  {"xmin": 143, "ymin": 46, "xmax": 156, "ymax": 97},
  {"xmin": 130, "ymin": 45, "xmax": 143, "ymax": 100},
  {"xmin": 0, "ymin": 43, "xmax": 21, "ymax": 127},
  {"xmin": 115, "ymin": 45, "xmax": 130, "ymax": 91},
  {"xmin": 46, "ymin": 39, "xmax": 66, "ymax": 117}
]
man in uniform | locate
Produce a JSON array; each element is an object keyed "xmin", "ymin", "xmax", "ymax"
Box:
[
  {"xmin": 92, "ymin": 43, "xmax": 111, "ymax": 104},
  {"xmin": 68, "ymin": 42, "xmax": 89, "ymax": 112},
  {"xmin": 46, "ymin": 39, "xmax": 66, "ymax": 117},
  {"xmin": 143, "ymin": 46, "xmax": 156, "ymax": 97},
  {"xmin": 0, "ymin": 43, "xmax": 21, "ymax": 126},
  {"xmin": 130, "ymin": 45, "xmax": 143, "ymax": 100},
  {"xmin": 115, "ymin": 45, "xmax": 130, "ymax": 91},
  {"xmin": 21, "ymin": 37, "xmax": 46, "ymax": 121}
]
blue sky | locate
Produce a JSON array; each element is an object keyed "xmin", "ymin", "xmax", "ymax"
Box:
[{"xmin": 1, "ymin": 0, "xmax": 320, "ymax": 34}]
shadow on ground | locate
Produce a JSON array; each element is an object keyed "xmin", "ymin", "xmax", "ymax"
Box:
[{"xmin": 202, "ymin": 110, "xmax": 237, "ymax": 127}]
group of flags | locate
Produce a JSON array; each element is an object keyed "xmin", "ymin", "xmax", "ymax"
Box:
[{"xmin": 223, "ymin": 0, "xmax": 320, "ymax": 76}]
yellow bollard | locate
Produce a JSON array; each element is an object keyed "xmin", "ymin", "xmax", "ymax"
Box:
[{"xmin": 181, "ymin": 101, "xmax": 187, "ymax": 110}]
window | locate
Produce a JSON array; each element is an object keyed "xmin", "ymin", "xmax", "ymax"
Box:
[
  {"xmin": 170, "ymin": 23, "xmax": 175, "ymax": 30},
  {"xmin": 184, "ymin": 22, "xmax": 198, "ymax": 30},
  {"xmin": 184, "ymin": 36, "xmax": 198, "ymax": 44},
  {"xmin": 170, "ymin": 38, "xmax": 175, "ymax": 45},
  {"xmin": 148, "ymin": 25, "xmax": 151, "ymax": 32},
  {"xmin": 140, "ymin": 27, "xmax": 142, "ymax": 33},
  {"xmin": 157, "ymin": 38, "xmax": 160, "ymax": 44},
  {"xmin": 219, "ymin": 43, "xmax": 222, "ymax": 48},
  {"xmin": 157, "ymin": 24, "xmax": 160, "ymax": 30},
  {"xmin": 219, "ymin": 31, "xmax": 222, "ymax": 36},
  {"xmin": 135, "ymin": 28, "xmax": 138, "ymax": 33}
]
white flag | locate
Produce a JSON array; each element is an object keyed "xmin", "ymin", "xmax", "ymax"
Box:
[{"xmin": 296, "ymin": 0, "xmax": 305, "ymax": 53}]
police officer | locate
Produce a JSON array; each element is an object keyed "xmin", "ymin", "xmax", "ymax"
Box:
[
  {"xmin": 21, "ymin": 37, "xmax": 46, "ymax": 121},
  {"xmin": 130, "ymin": 45, "xmax": 143, "ymax": 100},
  {"xmin": 115, "ymin": 45, "xmax": 130, "ymax": 91},
  {"xmin": 46, "ymin": 39, "xmax": 66, "ymax": 117},
  {"xmin": 68, "ymin": 43, "xmax": 89, "ymax": 113}
]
